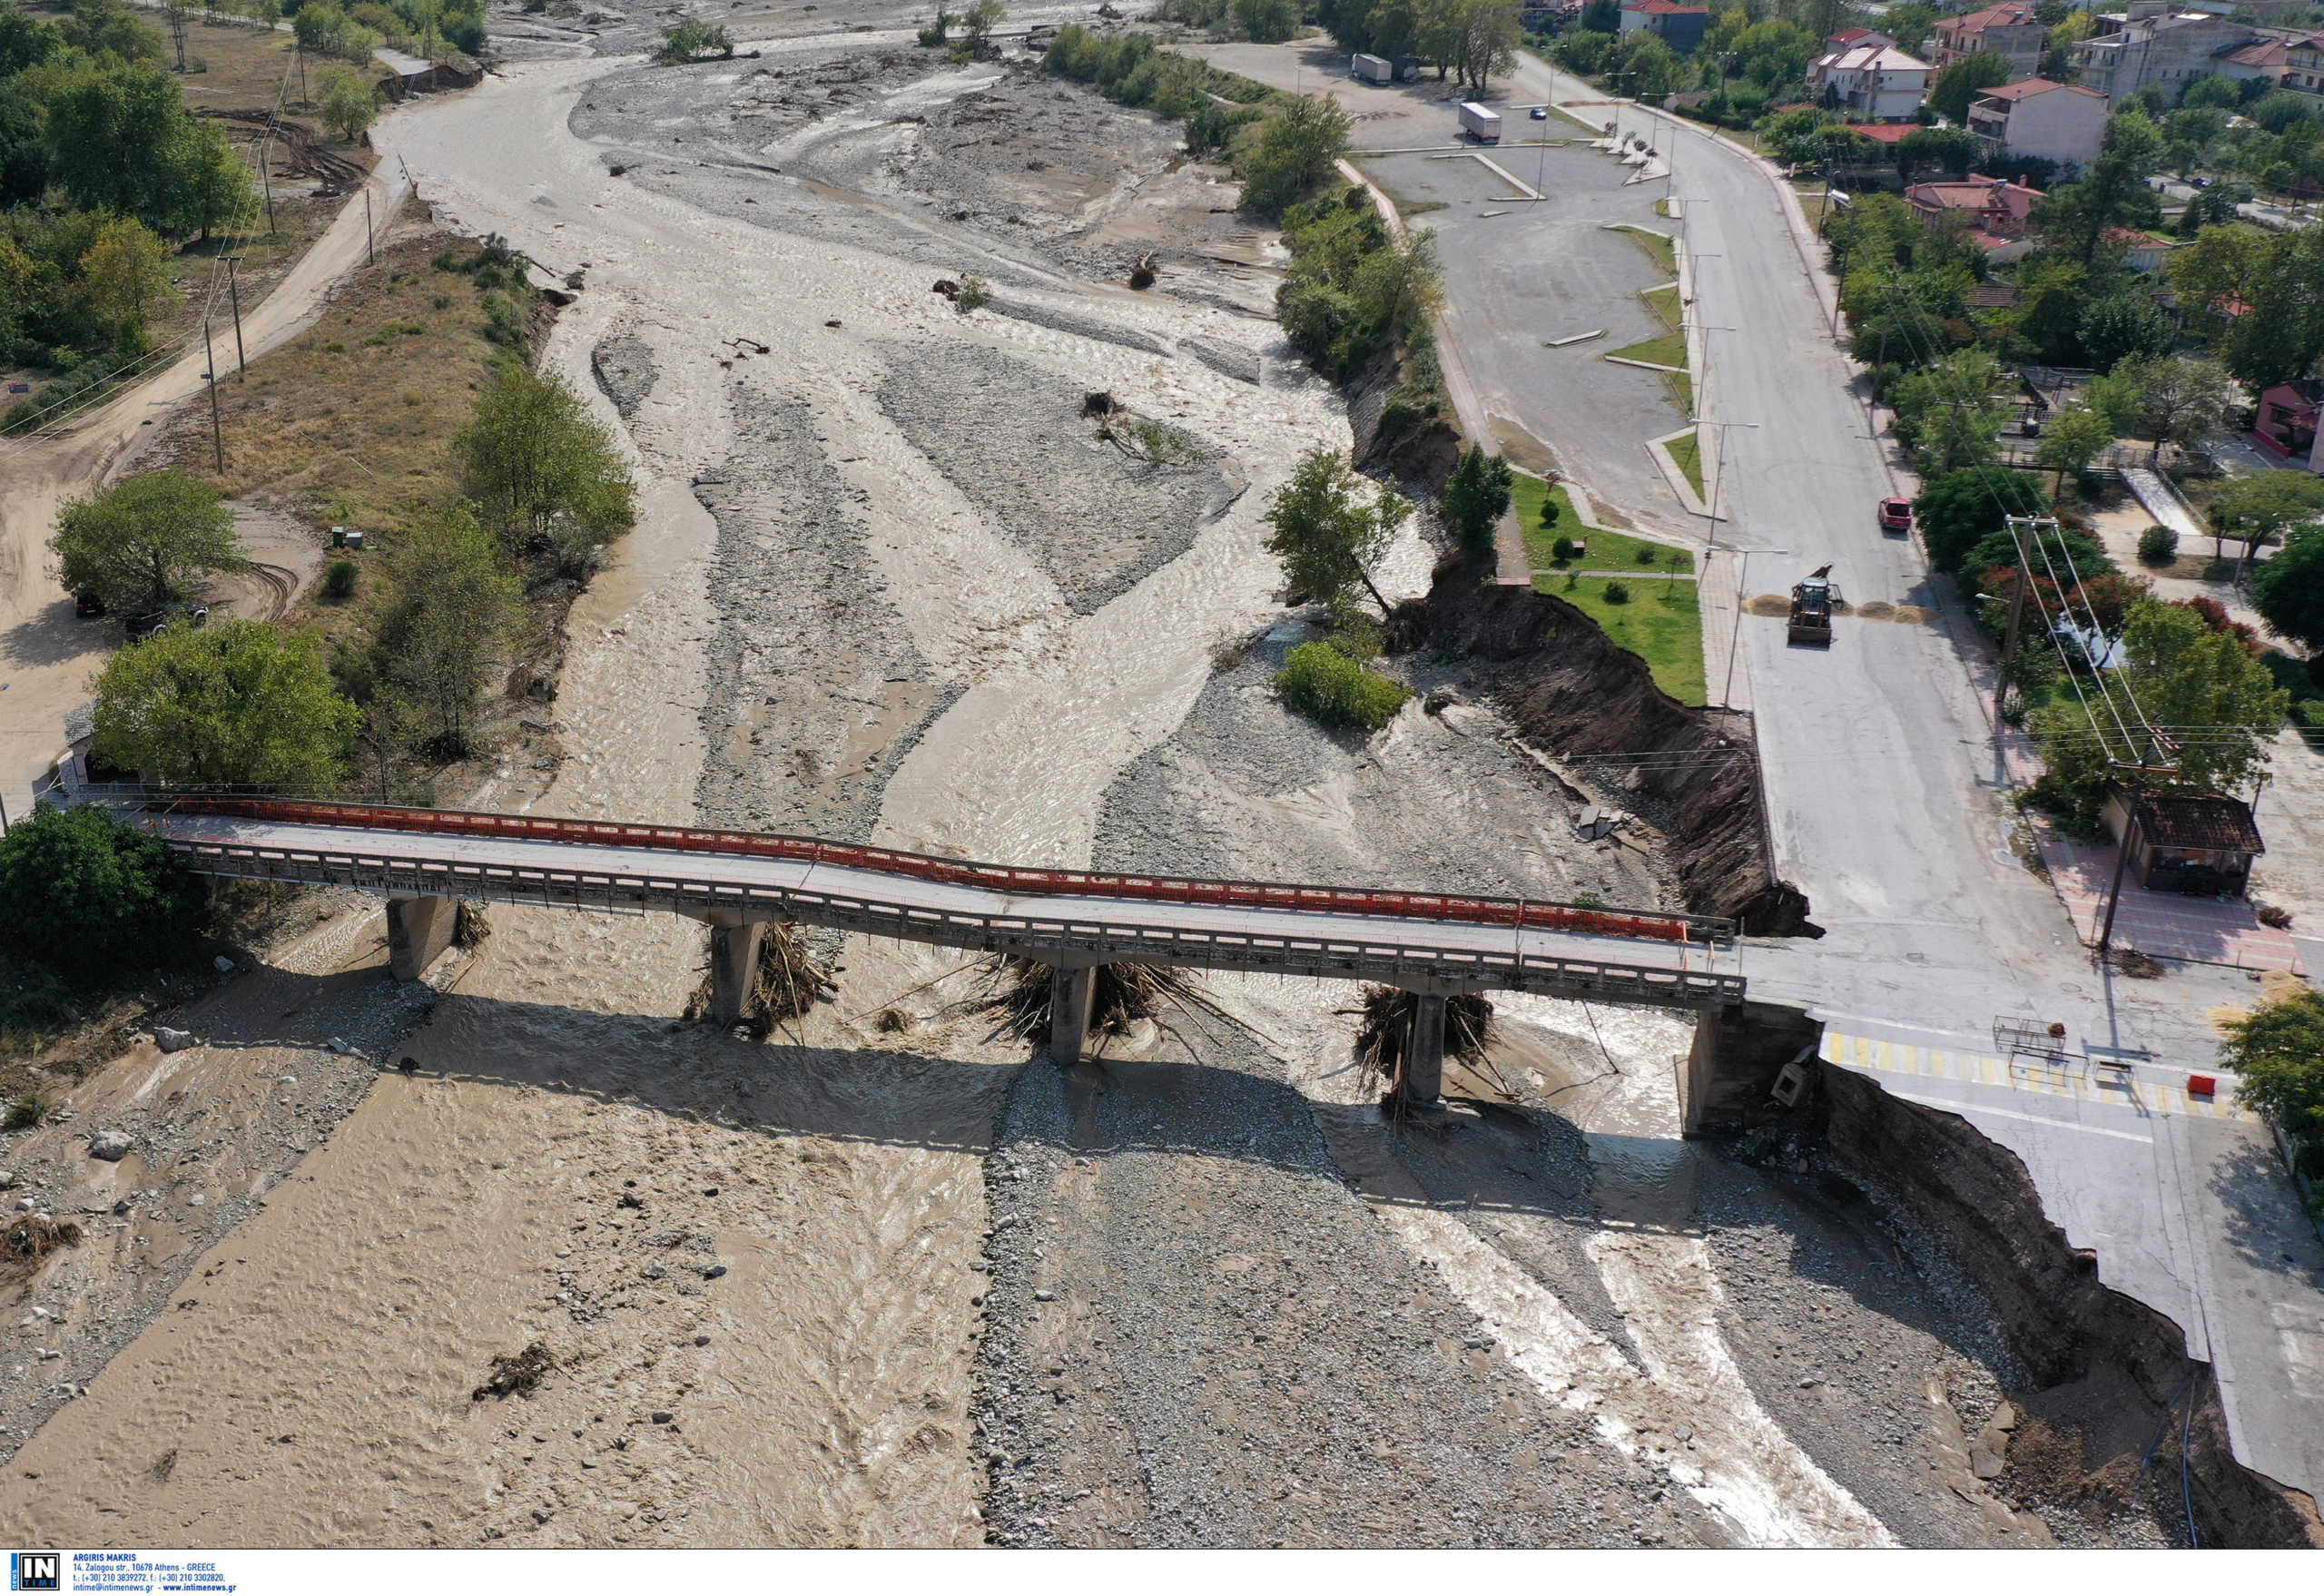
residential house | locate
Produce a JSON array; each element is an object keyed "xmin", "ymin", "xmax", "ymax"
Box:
[
  {"xmin": 2252, "ymin": 379, "xmax": 2324, "ymax": 470},
  {"xmin": 2104, "ymin": 227, "xmax": 2176, "ymax": 272},
  {"xmin": 2287, "ymin": 34, "xmax": 2324, "ymax": 99},
  {"xmin": 1809, "ymin": 40, "xmax": 1935, "ymax": 121},
  {"xmin": 1618, "ymin": 0, "xmax": 1709, "ymax": 54},
  {"xmin": 1932, "ymin": 3, "xmax": 2048, "ymax": 81},
  {"xmin": 2073, "ymin": 5, "xmax": 2260, "ymax": 105},
  {"xmin": 2217, "ymin": 35, "xmax": 2293, "ymax": 92},
  {"xmin": 1965, "ymin": 78, "xmax": 2112, "ymax": 172},
  {"xmin": 2101, "ymin": 788, "xmax": 2266, "ymax": 897},
  {"xmin": 1905, "ymin": 173, "xmax": 2043, "ymax": 260}
]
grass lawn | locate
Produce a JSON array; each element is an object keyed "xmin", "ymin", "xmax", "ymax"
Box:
[
  {"xmin": 1640, "ymin": 281, "xmax": 1680, "ymax": 331},
  {"xmin": 1542, "ymin": 572, "xmax": 1708, "ymax": 704},
  {"xmin": 1665, "ymin": 429, "xmax": 1705, "ymax": 498},
  {"xmin": 1611, "ymin": 224, "xmax": 1677, "ymax": 278},
  {"xmin": 1512, "ymin": 472, "xmax": 1693, "ymax": 575},
  {"xmin": 1607, "ymin": 329, "xmax": 1685, "ymax": 369}
]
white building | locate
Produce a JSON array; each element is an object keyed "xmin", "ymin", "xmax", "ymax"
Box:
[
  {"xmin": 1808, "ymin": 40, "xmax": 1935, "ymax": 122},
  {"xmin": 1965, "ymin": 78, "xmax": 2112, "ymax": 172}
]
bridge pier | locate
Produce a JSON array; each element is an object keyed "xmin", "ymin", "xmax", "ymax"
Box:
[
  {"xmin": 1049, "ymin": 962, "xmax": 1101, "ymax": 1069},
  {"xmin": 1403, "ymin": 991, "xmax": 1448, "ymax": 1103},
  {"xmin": 704, "ymin": 916, "xmax": 766, "ymax": 1028},
  {"xmin": 385, "ymin": 895, "xmax": 458, "ymax": 982}
]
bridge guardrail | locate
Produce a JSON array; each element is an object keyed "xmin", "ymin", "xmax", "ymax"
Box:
[
  {"xmin": 108, "ymin": 789, "xmax": 1736, "ymax": 947},
  {"xmin": 153, "ymin": 831, "xmax": 1747, "ymax": 1008}
]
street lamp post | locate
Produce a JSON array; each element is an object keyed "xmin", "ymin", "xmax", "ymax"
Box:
[{"xmin": 1709, "ymin": 542, "xmax": 1788, "ymax": 712}]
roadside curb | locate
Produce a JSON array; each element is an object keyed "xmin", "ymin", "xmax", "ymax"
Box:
[{"xmin": 1645, "ymin": 428, "xmax": 1709, "ymax": 518}]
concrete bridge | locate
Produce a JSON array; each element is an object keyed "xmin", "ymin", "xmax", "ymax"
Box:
[{"xmin": 110, "ymin": 793, "xmax": 1746, "ymax": 1099}]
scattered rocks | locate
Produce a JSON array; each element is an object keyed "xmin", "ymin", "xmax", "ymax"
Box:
[
  {"xmin": 153, "ymin": 1028, "xmax": 197, "ymax": 1054},
  {"xmin": 85, "ymin": 1131, "xmax": 133, "ymax": 1162}
]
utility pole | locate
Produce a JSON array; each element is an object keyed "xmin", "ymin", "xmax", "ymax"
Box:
[
  {"xmin": 261, "ymin": 145, "xmax": 277, "ymax": 236},
  {"xmin": 364, "ymin": 186, "xmax": 375, "ymax": 266},
  {"xmin": 298, "ymin": 42, "xmax": 308, "ymax": 107},
  {"xmin": 2096, "ymin": 809, "xmax": 2140, "ymax": 956},
  {"xmin": 1994, "ymin": 516, "xmax": 2050, "ymax": 732},
  {"xmin": 227, "ymin": 256, "xmax": 247, "ymax": 379},
  {"xmin": 1713, "ymin": 543, "xmax": 1787, "ymax": 712},
  {"xmin": 203, "ymin": 316, "xmax": 224, "ymax": 473}
]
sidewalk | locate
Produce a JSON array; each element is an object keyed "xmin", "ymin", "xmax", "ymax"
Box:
[{"xmin": 2038, "ymin": 818, "xmax": 2307, "ymax": 974}]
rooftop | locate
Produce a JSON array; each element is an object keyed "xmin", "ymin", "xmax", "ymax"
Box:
[
  {"xmin": 1844, "ymin": 122, "xmax": 1916, "ymax": 143},
  {"xmin": 1946, "ymin": 3, "xmax": 2041, "ymax": 30},
  {"xmin": 2128, "ymin": 791, "xmax": 2265, "ymax": 854},
  {"xmin": 1974, "ymin": 77, "xmax": 2110, "ymax": 102},
  {"xmin": 1816, "ymin": 42, "xmax": 1935, "ymax": 72}
]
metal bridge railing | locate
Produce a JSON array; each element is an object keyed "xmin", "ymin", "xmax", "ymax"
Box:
[{"xmin": 158, "ymin": 832, "xmax": 1747, "ymax": 1009}]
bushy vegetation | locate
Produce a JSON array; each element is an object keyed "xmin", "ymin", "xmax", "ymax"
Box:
[
  {"xmin": 1275, "ymin": 639, "xmax": 1408, "ymax": 730},
  {"xmin": 654, "ymin": 16, "xmax": 733, "ymax": 64},
  {"xmin": 1441, "ymin": 443, "xmax": 1512, "ymax": 560},
  {"xmin": 1275, "ymin": 186, "xmax": 1439, "ymax": 376},
  {"xmin": 1913, "ymin": 468, "xmax": 2050, "ymax": 575},
  {"xmin": 0, "ymin": 805, "xmax": 202, "ymax": 981}
]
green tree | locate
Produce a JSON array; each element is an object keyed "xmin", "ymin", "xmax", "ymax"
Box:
[
  {"xmin": 2166, "ymin": 222, "xmax": 2266, "ymax": 323},
  {"xmin": 57, "ymin": 0, "xmax": 162, "ymax": 61},
  {"xmin": 1895, "ymin": 127, "xmax": 1983, "ymax": 181},
  {"xmin": 163, "ymin": 117, "xmax": 258, "ymax": 243},
  {"xmin": 2076, "ymin": 292, "xmax": 2173, "ymax": 371},
  {"xmin": 1263, "ymin": 447, "xmax": 1408, "ymax": 616},
  {"xmin": 2114, "ymin": 352, "xmax": 2233, "ymax": 465},
  {"xmin": 52, "ymin": 471, "xmax": 244, "ymax": 616},
  {"xmin": 2030, "ymin": 111, "xmax": 2165, "ymax": 266},
  {"xmin": 2034, "ymin": 400, "xmax": 2116, "ymax": 491},
  {"xmin": 1242, "ymin": 94, "xmax": 1354, "ymax": 218},
  {"xmin": 1889, "ymin": 347, "xmax": 2011, "ymax": 478},
  {"xmin": 2253, "ymin": 527, "xmax": 2324, "ymax": 654},
  {"xmin": 1914, "ymin": 467, "xmax": 2048, "ymax": 574},
  {"xmin": 1442, "ymin": 444, "xmax": 1512, "ymax": 559},
  {"xmin": 1449, "ymin": 0, "xmax": 1521, "ymax": 97},
  {"xmin": 2224, "ymin": 989, "xmax": 2324, "ymax": 1152},
  {"xmin": 75, "ymin": 216, "xmax": 177, "ymax": 333},
  {"xmin": 374, "ymin": 503, "xmax": 522, "ymax": 757},
  {"xmin": 2179, "ymin": 73, "xmax": 2243, "ymax": 113},
  {"xmin": 318, "ymin": 64, "xmax": 377, "ymax": 143},
  {"xmin": 39, "ymin": 61, "xmax": 191, "ymax": 226},
  {"xmin": 94, "ymin": 617, "xmax": 359, "ymax": 788},
  {"xmin": 1927, "ymin": 50, "xmax": 2012, "ymax": 124},
  {"xmin": 452, "ymin": 365, "xmax": 637, "ymax": 573},
  {"xmin": 2221, "ymin": 226, "xmax": 2324, "ymax": 393},
  {"xmin": 2209, "ymin": 468, "xmax": 2324, "ymax": 574},
  {"xmin": 1230, "ymin": 0, "xmax": 1295, "ymax": 41},
  {"xmin": 2114, "ymin": 597, "xmax": 2288, "ymax": 791},
  {"xmin": 0, "ymin": 805, "xmax": 202, "ymax": 980}
]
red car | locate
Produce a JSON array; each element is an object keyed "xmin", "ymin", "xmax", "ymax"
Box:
[{"xmin": 1878, "ymin": 497, "xmax": 1914, "ymax": 536}]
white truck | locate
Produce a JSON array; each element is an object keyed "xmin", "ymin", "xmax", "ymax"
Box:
[
  {"xmin": 1351, "ymin": 53, "xmax": 1393, "ymax": 84},
  {"xmin": 1458, "ymin": 101, "xmax": 1501, "ymax": 143}
]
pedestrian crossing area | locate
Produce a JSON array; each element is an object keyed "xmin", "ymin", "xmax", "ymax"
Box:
[{"xmin": 1819, "ymin": 1031, "xmax": 2257, "ymax": 1123}]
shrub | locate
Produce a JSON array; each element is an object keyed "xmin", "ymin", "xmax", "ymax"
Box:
[
  {"xmin": 1538, "ymin": 493, "xmax": 1561, "ymax": 529},
  {"xmin": 2138, "ymin": 524, "xmax": 2179, "ymax": 566},
  {"xmin": 2222, "ymin": 989, "xmax": 2324, "ymax": 1152},
  {"xmin": 323, "ymin": 559, "xmax": 359, "ymax": 601},
  {"xmin": 0, "ymin": 806, "xmax": 204, "ymax": 980},
  {"xmin": 655, "ymin": 17, "xmax": 732, "ymax": 62},
  {"xmin": 1602, "ymin": 580, "xmax": 1630, "ymax": 604},
  {"xmin": 1551, "ymin": 536, "xmax": 1575, "ymax": 564},
  {"xmin": 1275, "ymin": 640, "xmax": 1407, "ymax": 729},
  {"xmin": 956, "ymin": 272, "xmax": 990, "ymax": 312}
]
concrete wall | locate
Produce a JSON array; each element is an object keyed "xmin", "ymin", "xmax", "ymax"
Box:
[{"xmin": 1680, "ymin": 1000, "xmax": 1824, "ymax": 1137}]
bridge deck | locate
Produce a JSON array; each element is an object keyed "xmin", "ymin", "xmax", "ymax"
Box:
[{"xmin": 136, "ymin": 810, "xmax": 1746, "ymax": 1007}]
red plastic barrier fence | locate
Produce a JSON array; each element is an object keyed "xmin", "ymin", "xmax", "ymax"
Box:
[{"xmin": 154, "ymin": 794, "xmax": 1718, "ymax": 945}]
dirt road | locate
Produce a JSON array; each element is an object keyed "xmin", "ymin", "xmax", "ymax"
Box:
[{"xmin": 0, "ymin": 163, "xmax": 414, "ymax": 818}]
